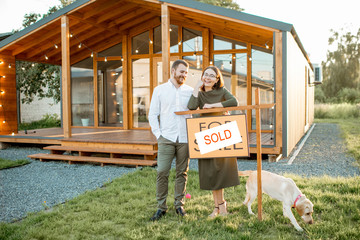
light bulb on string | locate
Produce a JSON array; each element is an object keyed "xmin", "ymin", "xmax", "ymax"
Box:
[
  {"xmin": 105, "ymin": 57, "xmax": 107, "ymax": 62},
  {"xmin": 8, "ymin": 64, "xmax": 11, "ymax": 68},
  {"xmin": 78, "ymin": 43, "xmax": 82, "ymax": 48},
  {"xmin": 0, "ymin": 61, "xmax": 3, "ymax": 64},
  {"xmin": 91, "ymin": 52, "xmax": 94, "ymax": 57},
  {"xmin": 45, "ymin": 55, "xmax": 48, "ymax": 60},
  {"xmin": 54, "ymin": 44, "xmax": 58, "ymax": 49}
]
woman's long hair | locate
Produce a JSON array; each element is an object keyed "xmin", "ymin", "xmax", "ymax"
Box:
[{"xmin": 201, "ymin": 66, "xmax": 224, "ymax": 91}]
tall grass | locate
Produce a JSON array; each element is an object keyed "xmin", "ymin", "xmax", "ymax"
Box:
[
  {"xmin": 1, "ymin": 169, "xmax": 359, "ymax": 240},
  {"xmin": 315, "ymin": 103, "xmax": 360, "ymax": 119}
]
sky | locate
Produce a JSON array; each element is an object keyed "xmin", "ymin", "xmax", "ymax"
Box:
[{"xmin": 0, "ymin": 0, "xmax": 359, "ymax": 64}]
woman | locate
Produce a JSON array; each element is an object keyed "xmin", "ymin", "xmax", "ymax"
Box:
[{"xmin": 187, "ymin": 66, "xmax": 240, "ymax": 217}]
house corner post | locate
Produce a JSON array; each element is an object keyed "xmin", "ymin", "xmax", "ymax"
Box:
[{"xmin": 61, "ymin": 15, "xmax": 71, "ymax": 138}]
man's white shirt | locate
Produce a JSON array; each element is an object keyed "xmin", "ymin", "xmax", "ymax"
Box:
[{"xmin": 148, "ymin": 80, "xmax": 193, "ymax": 143}]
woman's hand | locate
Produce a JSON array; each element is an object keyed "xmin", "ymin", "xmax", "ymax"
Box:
[
  {"xmin": 203, "ymin": 102, "xmax": 223, "ymax": 109},
  {"xmin": 192, "ymin": 79, "xmax": 204, "ymax": 97}
]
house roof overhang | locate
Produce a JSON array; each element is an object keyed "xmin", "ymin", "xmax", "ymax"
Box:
[{"xmin": 0, "ymin": 0, "xmax": 311, "ymax": 68}]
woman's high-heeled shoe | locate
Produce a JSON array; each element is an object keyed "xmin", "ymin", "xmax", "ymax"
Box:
[
  {"xmin": 218, "ymin": 201, "xmax": 228, "ymax": 216},
  {"xmin": 209, "ymin": 206, "xmax": 219, "ymax": 218}
]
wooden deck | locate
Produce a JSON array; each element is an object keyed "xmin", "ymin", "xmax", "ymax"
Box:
[
  {"xmin": 1, "ymin": 128, "xmax": 280, "ymax": 166},
  {"xmin": 0, "ymin": 127, "xmax": 274, "ymax": 147}
]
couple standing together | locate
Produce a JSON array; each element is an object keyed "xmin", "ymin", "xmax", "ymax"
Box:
[{"xmin": 148, "ymin": 60, "xmax": 240, "ymax": 221}]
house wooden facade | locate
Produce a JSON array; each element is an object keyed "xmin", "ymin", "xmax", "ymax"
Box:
[{"xmin": 0, "ymin": 0, "xmax": 315, "ymax": 158}]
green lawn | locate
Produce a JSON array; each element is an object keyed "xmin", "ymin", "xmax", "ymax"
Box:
[
  {"xmin": 0, "ymin": 158, "xmax": 30, "ymax": 170},
  {"xmin": 1, "ymin": 168, "xmax": 359, "ymax": 240}
]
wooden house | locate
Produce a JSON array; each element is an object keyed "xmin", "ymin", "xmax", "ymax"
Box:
[{"xmin": 0, "ymin": 0, "xmax": 315, "ymax": 165}]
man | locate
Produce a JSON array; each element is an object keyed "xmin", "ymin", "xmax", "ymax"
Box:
[{"xmin": 148, "ymin": 59, "xmax": 193, "ymax": 221}]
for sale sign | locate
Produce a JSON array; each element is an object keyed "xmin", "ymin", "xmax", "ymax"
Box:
[{"xmin": 186, "ymin": 114, "xmax": 249, "ymax": 159}]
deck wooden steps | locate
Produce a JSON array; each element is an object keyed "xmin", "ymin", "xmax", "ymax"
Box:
[
  {"xmin": 28, "ymin": 153, "xmax": 157, "ymax": 167},
  {"xmin": 43, "ymin": 145, "xmax": 157, "ymax": 160}
]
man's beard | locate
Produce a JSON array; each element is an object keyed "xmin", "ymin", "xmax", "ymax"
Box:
[{"xmin": 174, "ymin": 73, "xmax": 185, "ymax": 85}]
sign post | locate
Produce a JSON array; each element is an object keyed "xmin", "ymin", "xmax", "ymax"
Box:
[{"xmin": 255, "ymin": 88, "xmax": 262, "ymax": 220}]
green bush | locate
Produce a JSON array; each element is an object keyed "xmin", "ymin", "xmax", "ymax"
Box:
[
  {"xmin": 315, "ymin": 103, "xmax": 360, "ymax": 119},
  {"xmin": 337, "ymin": 88, "xmax": 360, "ymax": 104},
  {"xmin": 19, "ymin": 113, "xmax": 61, "ymax": 130}
]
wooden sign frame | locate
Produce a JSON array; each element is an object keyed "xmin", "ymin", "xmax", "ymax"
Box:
[{"xmin": 186, "ymin": 114, "xmax": 249, "ymax": 159}]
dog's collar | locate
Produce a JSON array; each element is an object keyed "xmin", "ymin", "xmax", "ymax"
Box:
[{"xmin": 292, "ymin": 194, "xmax": 302, "ymax": 208}]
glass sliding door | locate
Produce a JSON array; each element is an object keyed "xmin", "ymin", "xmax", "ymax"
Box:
[
  {"xmin": 97, "ymin": 43, "xmax": 124, "ymax": 127},
  {"xmin": 132, "ymin": 58, "xmax": 150, "ymax": 128},
  {"xmin": 251, "ymin": 46, "xmax": 274, "ymax": 130},
  {"xmin": 71, "ymin": 57, "xmax": 94, "ymax": 127},
  {"xmin": 97, "ymin": 60, "xmax": 123, "ymax": 127}
]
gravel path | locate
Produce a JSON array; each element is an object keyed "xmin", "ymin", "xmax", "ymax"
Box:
[{"xmin": 1, "ymin": 123, "xmax": 359, "ymax": 223}]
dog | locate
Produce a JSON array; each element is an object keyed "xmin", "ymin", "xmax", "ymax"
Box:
[{"xmin": 238, "ymin": 170, "xmax": 314, "ymax": 231}]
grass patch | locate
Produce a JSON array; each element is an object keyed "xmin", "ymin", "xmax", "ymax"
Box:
[
  {"xmin": 1, "ymin": 168, "xmax": 359, "ymax": 240},
  {"xmin": 0, "ymin": 158, "xmax": 30, "ymax": 170},
  {"xmin": 315, "ymin": 103, "xmax": 360, "ymax": 119},
  {"xmin": 315, "ymin": 118, "xmax": 360, "ymax": 166}
]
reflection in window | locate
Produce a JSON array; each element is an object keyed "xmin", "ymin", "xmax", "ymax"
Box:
[
  {"xmin": 182, "ymin": 28, "xmax": 202, "ymax": 52},
  {"xmin": 251, "ymin": 46, "xmax": 274, "ymax": 130},
  {"xmin": 71, "ymin": 57, "xmax": 94, "ymax": 127},
  {"xmin": 214, "ymin": 35, "xmax": 246, "ymax": 50},
  {"xmin": 132, "ymin": 31, "xmax": 149, "ymax": 55},
  {"xmin": 183, "ymin": 55, "xmax": 203, "ymax": 88},
  {"xmin": 132, "ymin": 58, "xmax": 150, "ymax": 128},
  {"xmin": 154, "ymin": 25, "xmax": 179, "ymax": 54},
  {"xmin": 214, "ymin": 54, "xmax": 247, "ymax": 107}
]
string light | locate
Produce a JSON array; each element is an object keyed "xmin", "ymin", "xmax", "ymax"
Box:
[
  {"xmin": 8, "ymin": 64, "xmax": 11, "ymax": 68},
  {"xmin": 54, "ymin": 44, "xmax": 58, "ymax": 49},
  {"xmin": 78, "ymin": 43, "xmax": 82, "ymax": 48},
  {"xmin": 105, "ymin": 57, "xmax": 107, "ymax": 62},
  {"xmin": 91, "ymin": 52, "xmax": 94, "ymax": 57},
  {"xmin": 0, "ymin": 61, "xmax": 3, "ymax": 64},
  {"xmin": 45, "ymin": 55, "xmax": 48, "ymax": 60},
  {"xmin": 69, "ymin": 33, "xmax": 73, "ymax": 38}
]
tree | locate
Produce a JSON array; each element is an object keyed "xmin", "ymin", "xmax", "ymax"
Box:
[
  {"xmin": 320, "ymin": 28, "xmax": 360, "ymax": 101},
  {"xmin": 16, "ymin": 1, "xmax": 74, "ymax": 104},
  {"xmin": 195, "ymin": 0, "xmax": 243, "ymax": 11}
]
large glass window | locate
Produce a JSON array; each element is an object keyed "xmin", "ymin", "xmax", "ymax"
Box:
[
  {"xmin": 251, "ymin": 46, "xmax": 274, "ymax": 130},
  {"xmin": 71, "ymin": 58, "xmax": 94, "ymax": 127},
  {"xmin": 132, "ymin": 58, "xmax": 150, "ymax": 128},
  {"xmin": 132, "ymin": 31, "xmax": 149, "ymax": 55},
  {"xmin": 182, "ymin": 28, "xmax": 202, "ymax": 52},
  {"xmin": 154, "ymin": 25, "xmax": 179, "ymax": 54},
  {"xmin": 183, "ymin": 55, "xmax": 203, "ymax": 88},
  {"xmin": 214, "ymin": 53, "xmax": 247, "ymax": 107},
  {"xmin": 214, "ymin": 35, "xmax": 246, "ymax": 50}
]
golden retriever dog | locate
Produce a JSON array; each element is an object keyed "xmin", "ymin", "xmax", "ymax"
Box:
[{"xmin": 238, "ymin": 170, "xmax": 314, "ymax": 231}]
